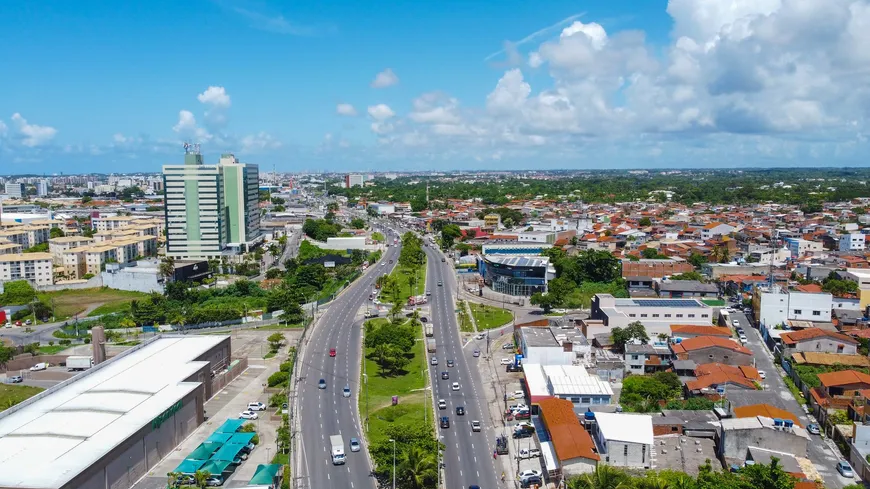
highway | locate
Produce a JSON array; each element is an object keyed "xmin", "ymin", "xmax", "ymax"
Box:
[
  {"xmin": 424, "ymin": 245, "xmax": 501, "ymax": 489},
  {"xmin": 295, "ymin": 231, "xmax": 399, "ymax": 489}
]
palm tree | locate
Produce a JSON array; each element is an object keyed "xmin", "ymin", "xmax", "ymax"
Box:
[
  {"xmin": 159, "ymin": 256, "xmax": 176, "ymax": 280},
  {"xmin": 397, "ymin": 446, "xmax": 437, "ymax": 489},
  {"xmin": 166, "ymin": 471, "xmax": 181, "ymax": 489},
  {"xmin": 568, "ymin": 465, "xmax": 632, "ymax": 489},
  {"xmin": 193, "ymin": 469, "xmax": 211, "ymax": 488}
]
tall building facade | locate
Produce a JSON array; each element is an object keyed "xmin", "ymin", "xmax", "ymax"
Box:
[
  {"xmin": 36, "ymin": 180, "xmax": 49, "ymax": 197},
  {"xmin": 4, "ymin": 183, "xmax": 24, "ymax": 199},
  {"xmin": 345, "ymin": 174, "xmax": 364, "ymax": 188},
  {"xmin": 162, "ymin": 151, "xmax": 261, "ymax": 259}
]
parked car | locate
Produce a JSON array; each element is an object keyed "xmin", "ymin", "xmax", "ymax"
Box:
[
  {"xmin": 500, "ymin": 358, "xmax": 512, "ymax": 365},
  {"xmin": 473, "ymin": 349, "xmax": 480, "ymax": 357},
  {"xmin": 471, "ymin": 420, "xmax": 481, "ymax": 432},
  {"xmin": 521, "ymin": 476, "xmax": 543, "ymax": 488},
  {"xmin": 239, "ymin": 410, "xmax": 259, "ymax": 420},
  {"xmin": 350, "ymin": 438, "xmax": 361, "ymax": 452},
  {"xmin": 502, "ymin": 343, "xmax": 515, "ymax": 350},
  {"xmin": 24, "ymin": 319, "xmax": 32, "ymax": 325},
  {"xmin": 318, "ymin": 378, "xmax": 327, "ymax": 389},
  {"xmin": 247, "ymin": 402, "xmax": 266, "ymax": 411},
  {"xmin": 511, "ymin": 390, "xmax": 525, "ymax": 400},
  {"xmin": 205, "ymin": 476, "xmax": 223, "ymax": 487},
  {"xmin": 8, "ymin": 375, "xmax": 22, "ymax": 383},
  {"xmin": 440, "ymin": 416, "xmax": 450, "ymax": 428},
  {"xmin": 807, "ymin": 423, "xmax": 821, "ymax": 435},
  {"xmin": 438, "ymin": 399, "xmax": 447, "ymax": 410},
  {"xmin": 732, "ymin": 319, "xmax": 740, "ymax": 327},
  {"xmin": 452, "ymin": 382, "xmax": 460, "ymax": 391},
  {"xmin": 837, "ymin": 461, "xmax": 854, "ymax": 478},
  {"xmin": 518, "ymin": 469, "xmax": 543, "ymax": 480},
  {"xmin": 518, "ymin": 448, "xmax": 542, "ymax": 459},
  {"xmin": 475, "ymin": 333, "xmax": 486, "ymax": 340},
  {"xmin": 441, "ymin": 257, "xmax": 445, "ymax": 262},
  {"xmin": 30, "ymin": 363, "xmax": 46, "ymax": 371},
  {"xmin": 757, "ymin": 370, "xmax": 766, "ymax": 379}
]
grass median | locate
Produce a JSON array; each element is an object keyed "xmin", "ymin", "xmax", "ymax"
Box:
[
  {"xmin": 469, "ymin": 302, "xmax": 513, "ymax": 330},
  {"xmin": 359, "ymin": 318, "xmax": 431, "ymax": 445},
  {"xmin": 389, "ymin": 261, "xmax": 427, "ymax": 305}
]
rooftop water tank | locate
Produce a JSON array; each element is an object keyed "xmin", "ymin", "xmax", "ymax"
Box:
[
  {"xmin": 773, "ymin": 418, "xmax": 783, "ymax": 426},
  {"xmin": 784, "ymin": 419, "xmax": 794, "ymax": 428}
]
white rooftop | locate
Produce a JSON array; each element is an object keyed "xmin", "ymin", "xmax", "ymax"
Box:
[
  {"xmin": 0, "ymin": 335, "xmax": 227, "ymax": 489},
  {"xmin": 543, "ymin": 365, "xmax": 614, "ymax": 397},
  {"xmin": 594, "ymin": 412, "xmax": 654, "ymax": 446}
]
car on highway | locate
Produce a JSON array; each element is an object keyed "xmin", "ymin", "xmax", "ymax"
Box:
[
  {"xmin": 426, "ymin": 290, "xmax": 431, "ymax": 296},
  {"xmin": 732, "ymin": 319, "xmax": 740, "ymax": 327},
  {"xmin": 318, "ymin": 379, "xmax": 327, "ymax": 389},
  {"xmin": 441, "ymin": 371, "xmax": 449, "ymax": 380},
  {"xmin": 471, "ymin": 420, "xmax": 481, "ymax": 432},
  {"xmin": 431, "ymin": 357, "xmax": 438, "ymax": 366},
  {"xmin": 446, "ymin": 359, "xmax": 454, "ymax": 367},
  {"xmin": 807, "ymin": 423, "xmax": 821, "ymax": 435},
  {"xmin": 456, "ymin": 406, "xmax": 465, "ymax": 415},
  {"xmin": 247, "ymin": 402, "xmax": 266, "ymax": 411},
  {"xmin": 438, "ymin": 399, "xmax": 447, "ymax": 409},
  {"xmin": 757, "ymin": 370, "xmax": 766, "ymax": 379},
  {"xmin": 500, "ymin": 358, "xmax": 512, "ymax": 365},
  {"xmin": 441, "ymin": 257, "xmax": 445, "ymax": 262},
  {"xmin": 350, "ymin": 438, "xmax": 361, "ymax": 452},
  {"xmin": 239, "ymin": 410, "xmax": 259, "ymax": 420},
  {"xmin": 440, "ymin": 416, "xmax": 450, "ymax": 428},
  {"xmin": 473, "ymin": 349, "xmax": 480, "ymax": 357},
  {"xmin": 438, "ymin": 281, "xmax": 443, "ymax": 286},
  {"xmin": 837, "ymin": 460, "xmax": 854, "ymax": 478},
  {"xmin": 343, "ymin": 385, "xmax": 351, "ymax": 398},
  {"xmin": 8, "ymin": 375, "xmax": 23, "ymax": 383},
  {"xmin": 451, "ymin": 382, "xmax": 460, "ymax": 391},
  {"xmin": 329, "ymin": 348, "xmax": 336, "ymax": 357}
]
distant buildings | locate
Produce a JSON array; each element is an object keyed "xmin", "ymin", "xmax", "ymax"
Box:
[
  {"xmin": 839, "ymin": 233, "xmax": 866, "ymax": 252},
  {"xmin": 36, "ymin": 180, "xmax": 49, "ymax": 197},
  {"xmin": 345, "ymin": 174, "xmax": 365, "ymax": 188},
  {"xmin": 4, "ymin": 183, "xmax": 24, "ymax": 199},
  {"xmin": 162, "ymin": 151, "xmax": 261, "ymax": 259},
  {"xmin": 0, "ymin": 253, "xmax": 54, "ymax": 286}
]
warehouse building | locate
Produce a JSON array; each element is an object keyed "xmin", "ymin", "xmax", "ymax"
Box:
[{"xmin": 0, "ymin": 335, "xmax": 232, "ymax": 489}]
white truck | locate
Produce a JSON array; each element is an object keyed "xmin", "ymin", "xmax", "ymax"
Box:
[
  {"xmin": 66, "ymin": 356, "xmax": 94, "ymax": 371},
  {"xmin": 426, "ymin": 338, "xmax": 436, "ymax": 353},
  {"xmin": 425, "ymin": 324, "xmax": 434, "ymax": 337},
  {"xmin": 330, "ymin": 435, "xmax": 346, "ymax": 465}
]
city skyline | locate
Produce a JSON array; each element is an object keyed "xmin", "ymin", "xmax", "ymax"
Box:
[{"xmin": 2, "ymin": 0, "xmax": 870, "ymax": 172}]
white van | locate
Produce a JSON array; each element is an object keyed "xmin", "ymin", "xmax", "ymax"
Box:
[{"xmin": 30, "ymin": 363, "xmax": 47, "ymax": 371}]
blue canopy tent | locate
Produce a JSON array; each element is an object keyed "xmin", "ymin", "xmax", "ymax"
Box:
[
  {"xmin": 174, "ymin": 458, "xmax": 206, "ymax": 475},
  {"xmin": 215, "ymin": 418, "xmax": 246, "ymax": 434},
  {"xmin": 209, "ymin": 443, "xmax": 247, "ymax": 462},
  {"xmin": 227, "ymin": 432, "xmax": 256, "ymax": 446},
  {"xmin": 206, "ymin": 432, "xmax": 233, "ymax": 444},
  {"xmin": 186, "ymin": 441, "xmax": 223, "ymax": 461},
  {"xmin": 249, "ymin": 464, "xmax": 283, "ymax": 485}
]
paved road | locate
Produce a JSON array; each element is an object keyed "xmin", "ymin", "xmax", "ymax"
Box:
[
  {"xmin": 424, "ymin": 246, "xmax": 501, "ymax": 489},
  {"xmin": 731, "ymin": 311, "xmax": 851, "ymax": 489},
  {"xmin": 295, "ymin": 239, "xmax": 401, "ymax": 489}
]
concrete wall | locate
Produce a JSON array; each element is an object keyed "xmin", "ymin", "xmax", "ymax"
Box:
[
  {"xmin": 603, "ymin": 440, "xmax": 650, "ymax": 468},
  {"xmin": 101, "ymin": 268, "xmax": 163, "ymax": 294},
  {"xmin": 684, "ymin": 348, "xmax": 752, "ymax": 366},
  {"xmin": 720, "ymin": 427, "xmax": 807, "ymax": 462},
  {"xmin": 788, "ymin": 338, "xmax": 858, "ymax": 355},
  {"xmin": 38, "ymin": 275, "xmax": 103, "ymax": 292},
  {"xmin": 561, "ymin": 457, "xmax": 597, "ymax": 476}
]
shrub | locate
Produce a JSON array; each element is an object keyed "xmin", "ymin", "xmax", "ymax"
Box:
[{"xmin": 268, "ymin": 371, "xmax": 289, "ymax": 387}]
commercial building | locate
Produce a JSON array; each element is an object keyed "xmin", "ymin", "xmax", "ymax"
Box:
[
  {"xmin": 163, "ymin": 150, "xmax": 261, "ymax": 259},
  {"xmin": 367, "ymin": 203, "xmax": 395, "ymax": 215},
  {"xmin": 516, "ymin": 326, "xmax": 590, "ymax": 366},
  {"xmin": 4, "ymin": 183, "xmax": 24, "ymax": 199},
  {"xmin": 752, "ymin": 286, "xmax": 832, "ymax": 329},
  {"xmin": 0, "ymin": 335, "xmax": 234, "ymax": 489},
  {"xmin": 344, "ymin": 174, "xmax": 365, "ymax": 188},
  {"xmin": 477, "ymin": 255, "xmax": 553, "ymax": 296},
  {"xmin": 523, "ymin": 363, "xmax": 613, "ymax": 408},
  {"xmin": 537, "ymin": 398, "xmax": 599, "ymax": 477},
  {"xmin": 0, "ymin": 252, "xmax": 54, "ymax": 286},
  {"xmin": 36, "ymin": 180, "xmax": 49, "ymax": 197},
  {"xmin": 590, "ymin": 294, "xmax": 713, "ymax": 337},
  {"xmin": 785, "ymin": 238, "xmax": 824, "ymax": 258},
  {"xmin": 718, "ymin": 416, "xmax": 809, "ymax": 465},
  {"xmin": 655, "ymin": 280, "xmax": 719, "ymax": 298},
  {"xmin": 840, "ymin": 233, "xmax": 867, "ymax": 252},
  {"xmin": 588, "ymin": 412, "xmax": 654, "ymax": 468}
]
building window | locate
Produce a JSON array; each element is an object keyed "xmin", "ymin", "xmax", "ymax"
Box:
[
  {"xmin": 701, "ymin": 314, "xmax": 709, "ymax": 318},
  {"xmin": 813, "ymin": 311, "xmax": 821, "ymax": 316},
  {"xmin": 676, "ymin": 314, "xmax": 683, "ymax": 318},
  {"xmin": 665, "ymin": 314, "xmax": 671, "ymax": 318},
  {"xmin": 571, "ymin": 397, "xmax": 580, "ymax": 403},
  {"xmin": 632, "ymin": 355, "xmax": 639, "ymax": 360},
  {"xmin": 652, "ymin": 314, "xmax": 659, "ymax": 318},
  {"xmin": 582, "ymin": 397, "xmax": 591, "ymax": 404},
  {"xmin": 794, "ymin": 309, "xmax": 802, "ymax": 315},
  {"xmin": 624, "ymin": 445, "xmax": 629, "ymax": 456},
  {"xmin": 629, "ymin": 314, "xmax": 636, "ymax": 318},
  {"xmin": 641, "ymin": 314, "xmax": 648, "ymax": 318},
  {"xmin": 672, "ymin": 426, "xmax": 679, "ymax": 432},
  {"xmin": 688, "ymin": 314, "xmax": 695, "ymax": 318}
]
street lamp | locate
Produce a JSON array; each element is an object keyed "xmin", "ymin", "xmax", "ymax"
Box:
[{"xmin": 389, "ymin": 438, "xmax": 397, "ymax": 489}]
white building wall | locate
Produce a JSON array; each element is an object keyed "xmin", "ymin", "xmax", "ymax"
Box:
[
  {"xmin": 523, "ymin": 345, "xmax": 572, "ymax": 366},
  {"xmin": 840, "ymin": 233, "xmax": 866, "ymax": 252},
  {"xmin": 604, "ymin": 440, "xmax": 649, "ymax": 468}
]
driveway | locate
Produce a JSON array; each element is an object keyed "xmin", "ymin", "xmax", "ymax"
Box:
[{"xmin": 733, "ymin": 311, "xmax": 852, "ymax": 489}]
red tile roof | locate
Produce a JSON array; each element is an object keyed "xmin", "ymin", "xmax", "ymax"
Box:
[
  {"xmin": 817, "ymin": 370, "xmax": 870, "ymax": 388},
  {"xmin": 686, "ymin": 363, "xmax": 758, "ymax": 390},
  {"xmin": 671, "ymin": 336, "xmax": 752, "ymax": 355},
  {"xmin": 795, "ymin": 284, "xmax": 823, "ymax": 293},
  {"xmin": 732, "ymin": 404, "xmax": 802, "ymax": 427},
  {"xmin": 780, "ymin": 328, "xmax": 857, "ymax": 346},
  {"xmin": 538, "ymin": 398, "xmax": 600, "ymax": 462}
]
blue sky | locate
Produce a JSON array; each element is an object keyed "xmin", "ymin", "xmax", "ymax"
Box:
[{"xmin": 1, "ymin": 0, "xmax": 869, "ymax": 173}]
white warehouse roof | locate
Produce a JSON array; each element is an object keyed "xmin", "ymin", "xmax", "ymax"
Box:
[
  {"xmin": 0, "ymin": 335, "xmax": 227, "ymax": 489},
  {"xmin": 594, "ymin": 412, "xmax": 654, "ymax": 446}
]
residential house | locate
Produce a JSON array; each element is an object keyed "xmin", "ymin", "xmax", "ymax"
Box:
[
  {"xmin": 684, "ymin": 363, "xmax": 759, "ymax": 395},
  {"xmin": 523, "ymin": 364, "xmax": 613, "ymax": 408},
  {"xmin": 732, "ymin": 404, "xmax": 802, "ymax": 427},
  {"xmin": 670, "ymin": 325, "xmax": 733, "ymax": 340},
  {"xmin": 671, "ymin": 336, "xmax": 753, "ymax": 366},
  {"xmin": 537, "ymin": 398, "xmax": 600, "ymax": 477},
  {"xmin": 840, "ymin": 233, "xmax": 866, "ymax": 252},
  {"xmin": 701, "ymin": 222, "xmax": 735, "ymax": 240},
  {"xmin": 624, "ymin": 343, "xmax": 674, "ymax": 374},
  {"xmin": 779, "ymin": 328, "xmax": 858, "ymax": 356},
  {"xmin": 588, "ymin": 412, "xmax": 653, "ymax": 468},
  {"xmin": 809, "ymin": 370, "xmax": 870, "ymax": 427},
  {"xmin": 719, "ymin": 416, "xmax": 809, "ymax": 465}
]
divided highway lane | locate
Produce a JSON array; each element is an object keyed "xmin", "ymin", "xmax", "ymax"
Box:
[
  {"xmin": 297, "ymin": 243, "xmax": 401, "ymax": 489},
  {"xmin": 424, "ymin": 246, "xmax": 501, "ymax": 489}
]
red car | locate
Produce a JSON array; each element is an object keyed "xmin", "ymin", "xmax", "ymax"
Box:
[{"xmin": 329, "ymin": 348, "xmax": 336, "ymax": 357}]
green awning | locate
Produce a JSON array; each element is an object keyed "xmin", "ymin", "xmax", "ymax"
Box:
[
  {"xmin": 174, "ymin": 458, "xmax": 206, "ymax": 475},
  {"xmin": 249, "ymin": 464, "xmax": 283, "ymax": 484},
  {"xmin": 187, "ymin": 441, "xmax": 223, "ymax": 461},
  {"xmin": 199, "ymin": 459, "xmax": 233, "ymax": 475},
  {"xmin": 215, "ymin": 418, "xmax": 246, "ymax": 434},
  {"xmin": 209, "ymin": 443, "xmax": 246, "ymax": 462},
  {"xmin": 206, "ymin": 432, "xmax": 233, "ymax": 444},
  {"xmin": 227, "ymin": 432, "xmax": 256, "ymax": 445}
]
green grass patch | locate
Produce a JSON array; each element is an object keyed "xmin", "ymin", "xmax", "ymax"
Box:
[
  {"xmin": 456, "ymin": 301, "xmax": 474, "ymax": 332},
  {"xmin": 701, "ymin": 299, "xmax": 726, "ymax": 307},
  {"xmin": 38, "ymin": 287, "xmax": 150, "ymax": 319},
  {"xmin": 544, "ymin": 312, "xmax": 565, "ymax": 317},
  {"xmin": 469, "ymin": 302, "xmax": 513, "ymax": 330},
  {"xmin": 271, "ymin": 452, "xmax": 289, "ymax": 465},
  {"xmin": 37, "ymin": 345, "xmax": 69, "ymax": 355},
  {"xmin": 360, "ymin": 322, "xmax": 429, "ymax": 444},
  {"xmin": 0, "ymin": 384, "xmax": 44, "ymax": 412},
  {"xmin": 87, "ymin": 301, "xmax": 133, "ymax": 317},
  {"xmin": 783, "ymin": 375, "xmax": 807, "ymax": 405},
  {"xmin": 264, "ymin": 352, "xmax": 277, "ymax": 359},
  {"xmin": 389, "ymin": 261, "xmax": 427, "ymax": 305},
  {"xmin": 258, "ymin": 323, "xmax": 305, "ymax": 331}
]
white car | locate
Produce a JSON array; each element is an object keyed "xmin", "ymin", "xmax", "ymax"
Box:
[
  {"xmin": 29, "ymin": 363, "xmax": 47, "ymax": 371},
  {"xmin": 732, "ymin": 319, "xmax": 740, "ymax": 327},
  {"xmin": 518, "ymin": 469, "xmax": 542, "ymax": 480},
  {"xmin": 343, "ymin": 386, "xmax": 351, "ymax": 398},
  {"xmin": 247, "ymin": 402, "xmax": 266, "ymax": 411},
  {"xmin": 438, "ymin": 399, "xmax": 447, "ymax": 409},
  {"xmin": 471, "ymin": 420, "xmax": 481, "ymax": 432},
  {"xmin": 239, "ymin": 410, "xmax": 259, "ymax": 420},
  {"xmin": 757, "ymin": 370, "xmax": 766, "ymax": 379},
  {"xmin": 739, "ymin": 335, "xmax": 748, "ymax": 344},
  {"xmin": 518, "ymin": 448, "xmax": 542, "ymax": 459},
  {"xmin": 500, "ymin": 358, "xmax": 512, "ymax": 365},
  {"xmin": 431, "ymin": 357, "xmax": 438, "ymax": 366},
  {"xmin": 511, "ymin": 390, "xmax": 525, "ymax": 400},
  {"xmin": 475, "ymin": 333, "xmax": 485, "ymax": 340},
  {"xmin": 451, "ymin": 382, "xmax": 460, "ymax": 391}
]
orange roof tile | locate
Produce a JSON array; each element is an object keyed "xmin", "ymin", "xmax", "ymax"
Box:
[
  {"xmin": 780, "ymin": 328, "xmax": 857, "ymax": 346},
  {"xmin": 538, "ymin": 398, "xmax": 600, "ymax": 462},
  {"xmin": 670, "ymin": 325, "xmax": 733, "ymax": 337},
  {"xmin": 817, "ymin": 370, "xmax": 870, "ymax": 388},
  {"xmin": 795, "ymin": 284, "xmax": 823, "ymax": 293},
  {"xmin": 686, "ymin": 363, "xmax": 757, "ymax": 390},
  {"xmin": 703, "ymin": 222, "xmax": 724, "ymax": 230},
  {"xmin": 732, "ymin": 404, "xmax": 802, "ymax": 427},
  {"xmin": 671, "ymin": 336, "xmax": 752, "ymax": 355}
]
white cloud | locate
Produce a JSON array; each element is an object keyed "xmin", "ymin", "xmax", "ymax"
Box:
[
  {"xmin": 0, "ymin": 120, "xmax": 7, "ymax": 137},
  {"xmin": 410, "ymin": 93, "xmax": 462, "ymax": 125},
  {"xmin": 370, "ymin": 68, "xmax": 399, "ymax": 88},
  {"xmin": 367, "ymin": 104, "xmax": 396, "ymax": 121},
  {"xmin": 172, "ymin": 110, "xmax": 210, "ymax": 141},
  {"xmin": 336, "ymin": 103, "xmax": 358, "ymax": 116},
  {"xmin": 11, "ymin": 113, "xmax": 57, "ymax": 147},
  {"xmin": 198, "ymin": 86, "xmax": 231, "ymax": 107},
  {"xmin": 241, "ymin": 132, "xmax": 282, "ymax": 152}
]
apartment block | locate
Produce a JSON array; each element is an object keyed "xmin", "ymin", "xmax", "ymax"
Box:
[
  {"xmin": 61, "ymin": 237, "xmax": 156, "ymax": 279},
  {"xmin": 0, "ymin": 253, "xmax": 53, "ymax": 286},
  {"xmin": 0, "ymin": 240, "xmax": 23, "ymax": 255},
  {"xmin": 753, "ymin": 286, "xmax": 832, "ymax": 328},
  {"xmin": 839, "ymin": 233, "xmax": 866, "ymax": 252},
  {"xmin": 49, "ymin": 236, "xmax": 94, "ymax": 265}
]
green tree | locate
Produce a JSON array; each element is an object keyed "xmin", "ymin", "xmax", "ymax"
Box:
[
  {"xmin": 372, "ymin": 232, "xmax": 385, "ymax": 242},
  {"xmin": 440, "ymin": 224, "xmax": 462, "ymax": 249},
  {"xmin": 0, "ymin": 280, "xmax": 36, "ymax": 305},
  {"xmin": 740, "ymin": 457, "xmax": 795, "ymax": 489},
  {"xmin": 49, "ymin": 227, "xmax": 65, "ymax": 239},
  {"xmin": 193, "ymin": 469, "xmax": 211, "ymax": 488},
  {"xmin": 567, "ymin": 464, "xmax": 632, "ymax": 489},
  {"xmin": 670, "ymin": 271, "xmax": 705, "ymax": 282},
  {"xmin": 397, "ymin": 446, "xmax": 437, "ymax": 489},
  {"xmin": 410, "ymin": 197, "xmax": 427, "ymax": 212},
  {"xmin": 558, "ymin": 250, "xmax": 622, "ymax": 284},
  {"xmin": 267, "ymin": 333, "xmax": 285, "ymax": 352},
  {"xmin": 688, "ymin": 253, "xmax": 708, "ymax": 269},
  {"xmin": 641, "ymin": 248, "xmax": 662, "ymax": 259},
  {"xmin": 610, "ymin": 321, "xmax": 649, "ymax": 353},
  {"xmin": 350, "ymin": 217, "xmax": 367, "ymax": 229},
  {"xmin": 638, "ymin": 216, "xmax": 652, "ymax": 227}
]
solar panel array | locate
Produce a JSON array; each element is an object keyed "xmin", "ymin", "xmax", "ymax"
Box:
[{"xmin": 630, "ymin": 299, "xmax": 703, "ymax": 308}]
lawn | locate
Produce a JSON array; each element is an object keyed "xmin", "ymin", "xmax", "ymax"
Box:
[
  {"xmin": 38, "ymin": 288, "xmax": 150, "ymax": 319},
  {"xmin": 38, "ymin": 345, "xmax": 69, "ymax": 355},
  {"xmin": 360, "ymin": 320, "xmax": 430, "ymax": 444},
  {"xmin": 389, "ymin": 260, "xmax": 427, "ymax": 305},
  {"xmin": 0, "ymin": 384, "xmax": 44, "ymax": 412},
  {"xmin": 469, "ymin": 302, "xmax": 513, "ymax": 330},
  {"xmin": 456, "ymin": 301, "xmax": 474, "ymax": 333}
]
